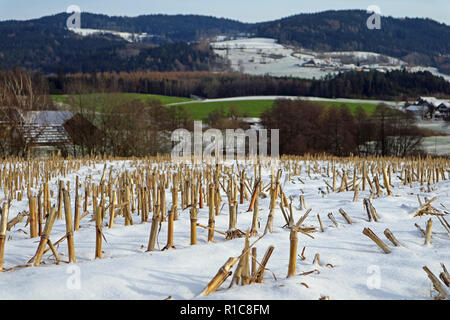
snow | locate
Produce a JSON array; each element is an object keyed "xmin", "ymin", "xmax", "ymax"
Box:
[
  {"xmin": 68, "ymin": 27, "xmax": 150, "ymax": 42},
  {"xmin": 417, "ymin": 120, "xmax": 450, "ymax": 156},
  {"xmin": 167, "ymin": 95, "xmax": 403, "ymax": 107},
  {"xmin": 0, "ymin": 160, "xmax": 449, "ymax": 300},
  {"xmin": 211, "ymin": 37, "xmax": 450, "ymax": 82},
  {"xmin": 323, "ymin": 51, "xmax": 406, "ymax": 66},
  {"xmin": 212, "ymin": 38, "xmax": 337, "ymax": 79}
]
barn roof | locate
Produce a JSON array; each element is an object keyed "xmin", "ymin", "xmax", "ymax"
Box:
[
  {"xmin": 21, "ymin": 111, "xmax": 75, "ymax": 145},
  {"xmin": 22, "ymin": 125, "xmax": 72, "ymax": 145},
  {"xmin": 22, "ymin": 111, "xmax": 73, "ymax": 125},
  {"xmin": 0, "ymin": 108, "xmax": 96, "ymax": 146}
]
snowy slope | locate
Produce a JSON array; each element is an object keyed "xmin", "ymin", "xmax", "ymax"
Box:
[
  {"xmin": 0, "ymin": 160, "xmax": 449, "ymax": 300},
  {"xmin": 211, "ymin": 37, "xmax": 450, "ymax": 82},
  {"xmin": 68, "ymin": 27, "xmax": 150, "ymax": 42},
  {"xmin": 212, "ymin": 38, "xmax": 336, "ymax": 79}
]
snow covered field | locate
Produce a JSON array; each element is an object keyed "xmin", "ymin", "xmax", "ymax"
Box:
[
  {"xmin": 212, "ymin": 38, "xmax": 336, "ymax": 79},
  {"xmin": 211, "ymin": 37, "xmax": 450, "ymax": 82},
  {"xmin": 417, "ymin": 121, "xmax": 450, "ymax": 156},
  {"xmin": 68, "ymin": 27, "xmax": 150, "ymax": 42},
  {"xmin": 0, "ymin": 158, "xmax": 449, "ymax": 300}
]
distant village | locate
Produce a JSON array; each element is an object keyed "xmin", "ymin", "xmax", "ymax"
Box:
[
  {"xmin": 298, "ymin": 57, "xmax": 426, "ymax": 74},
  {"xmin": 212, "ymin": 37, "xmax": 450, "ymax": 81},
  {"xmin": 405, "ymin": 97, "xmax": 450, "ymax": 120}
]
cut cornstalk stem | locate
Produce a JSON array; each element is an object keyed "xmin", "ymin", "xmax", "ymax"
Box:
[
  {"xmin": 362, "ymin": 228, "xmax": 391, "ymax": 254},
  {"xmin": 200, "ymin": 257, "xmax": 239, "ymax": 296},
  {"xmin": 250, "ymin": 188, "xmax": 259, "ymax": 236},
  {"xmin": 436, "ymin": 216, "xmax": 450, "ymax": 235},
  {"xmin": 327, "ymin": 212, "xmax": 339, "ymax": 227},
  {"xmin": 74, "ymin": 195, "xmax": 81, "ymax": 231},
  {"xmin": 163, "ymin": 208, "xmax": 175, "ymax": 250},
  {"xmin": 190, "ymin": 207, "xmax": 198, "ymax": 245},
  {"xmin": 352, "ymin": 184, "xmax": 360, "ymax": 202},
  {"xmin": 415, "ymin": 223, "xmax": 426, "ymax": 237},
  {"xmin": 247, "ymin": 179, "xmax": 260, "ymax": 212},
  {"xmin": 30, "ymin": 207, "xmax": 58, "ymax": 266},
  {"xmin": 425, "ymin": 218, "xmax": 432, "ymax": 245},
  {"xmin": 295, "ymin": 209, "xmax": 312, "ymax": 228},
  {"xmin": 263, "ymin": 207, "xmax": 275, "ymax": 235},
  {"xmin": 74, "ymin": 175, "xmax": 80, "ymax": 231},
  {"xmin": 7, "ymin": 211, "xmax": 28, "ymax": 231},
  {"xmin": 29, "ymin": 197, "xmax": 38, "ymax": 238},
  {"xmin": 196, "ymin": 223, "xmax": 226, "ymax": 236},
  {"xmin": 338, "ymin": 208, "xmax": 353, "ymax": 224},
  {"xmin": 0, "ymin": 203, "xmax": 10, "ymax": 271},
  {"xmin": 47, "ymin": 239, "xmax": 60, "ymax": 265},
  {"xmin": 208, "ymin": 184, "xmax": 215, "ymax": 242},
  {"xmin": 251, "ymin": 248, "xmax": 257, "ymax": 278},
  {"xmin": 63, "ymin": 189, "xmax": 76, "ymax": 263},
  {"xmin": 252, "ymin": 245, "xmax": 275, "ymax": 283},
  {"xmin": 287, "ymin": 229, "xmax": 298, "ymax": 278},
  {"xmin": 312, "ymin": 253, "xmax": 320, "ymax": 266},
  {"xmin": 230, "ymin": 231, "xmax": 251, "ymax": 287},
  {"xmin": 363, "ymin": 198, "xmax": 379, "ymax": 222},
  {"xmin": 147, "ymin": 204, "xmax": 160, "ymax": 252},
  {"xmin": 423, "ymin": 266, "xmax": 447, "ymax": 299},
  {"xmin": 439, "ymin": 264, "xmax": 449, "ymax": 287},
  {"xmin": 299, "ymin": 246, "xmax": 306, "ymax": 260},
  {"xmin": 43, "ymin": 234, "xmax": 67, "ymax": 255},
  {"xmin": 382, "ymin": 165, "xmax": 392, "ymax": 196},
  {"xmin": 109, "ymin": 191, "xmax": 117, "ymax": 228},
  {"xmin": 317, "ymin": 214, "xmax": 324, "ymax": 232},
  {"xmin": 95, "ymin": 206, "xmax": 103, "ymax": 259},
  {"xmin": 383, "ymin": 228, "xmax": 401, "ymax": 246},
  {"xmin": 299, "ymin": 195, "xmax": 306, "ymax": 210}
]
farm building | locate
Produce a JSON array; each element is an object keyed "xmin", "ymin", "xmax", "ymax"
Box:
[
  {"xmin": 411, "ymin": 97, "xmax": 450, "ymax": 119},
  {"xmin": 436, "ymin": 101, "xmax": 450, "ymax": 119},
  {"xmin": 0, "ymin": 107, "xmax": 99, "ymax": 156},
  {"xmin": 405, "ymin": 105, "xmax": 428, "ymax": 120}
]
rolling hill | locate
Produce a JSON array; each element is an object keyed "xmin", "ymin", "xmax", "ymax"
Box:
[{"xmin": 0, "ymin": 10, "xmax": 449, "ymax": 74}]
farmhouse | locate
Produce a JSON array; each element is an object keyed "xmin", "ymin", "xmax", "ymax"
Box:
[
  {"xmin": 405, "ymin": 104, "xmax": 428, "ymax": 119},
  {"xmin": 0, "ymin": 107, "xmax": 99, "ymax": 156},
  {"xmin": 410, "ymin": 97, "xmax": 450, "ymax": 119},
  {"xmin": 302, "ymin": 59, "xmax": 317, "ymax": 67},
  {"xmin": 436, "ymin": 101, "xmax": 450, "ymax": 119}
]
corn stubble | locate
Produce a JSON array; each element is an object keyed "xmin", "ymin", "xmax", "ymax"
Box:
[{"xmin": 0, "ymin": 154, "xmax": 447, "ymax": 299}]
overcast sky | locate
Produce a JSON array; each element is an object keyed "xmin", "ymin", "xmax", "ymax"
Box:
[{"xmin": 1, "ymin": 0, "xmax": 449, "ymax": 25}]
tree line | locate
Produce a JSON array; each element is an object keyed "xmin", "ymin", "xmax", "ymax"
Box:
[
  {"xmin": 261, "ymin": 100, "xmax": 425, "ymax": 157},
  {"xmin": 50, "ymin": 70, "xmax": 450, "ymax": 100},
  {"xmin": 0, "ymin": 69, "xmax": 443, "ymax": 158}
]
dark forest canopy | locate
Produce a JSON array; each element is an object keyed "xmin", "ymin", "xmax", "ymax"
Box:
[
  {"xmin": 257, "ymin": 10, "xmax": 450, "ymax": 65},
  {"xmin": 0, "ymin": 10, "xmax": 449, "ymax": 74},
  {"xmin": 49, "ymin": 70, "xmax": 450, "ymax": 100}
]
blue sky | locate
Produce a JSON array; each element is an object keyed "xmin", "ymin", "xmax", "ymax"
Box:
[{"xmin": 1, "ymin": 0, "xmax": 449, "ymax": 25}]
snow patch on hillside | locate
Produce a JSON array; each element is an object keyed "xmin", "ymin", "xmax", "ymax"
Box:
[{"xmin": 68, "ymin": 27, "xmax": 150, "ymax": 42}]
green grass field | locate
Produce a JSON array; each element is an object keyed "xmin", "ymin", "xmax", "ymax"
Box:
[
  {"xmin": 51, "ymin": 93, "xmax": 194, "ymax": 105},
  {"xmin": 171, "ymin": 100, "xmax": 276, "ymax": 119},
  {"xmin": 171, "ymin": 100, "xmax": 378, "ymax": 120},
  {"xmin": 52, "ymin": 93, "xmax": 378, "ymax": 120}
]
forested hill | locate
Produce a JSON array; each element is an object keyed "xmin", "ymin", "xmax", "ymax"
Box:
[
  {"xmin": 13, "ymin": 13, "xmax": 251, "ymax": 42},
  {"xmin": 0, "ymin": 10, "xmax": 449, "ymax": 74},
  {"xmin": 256, "ymin": 10, "xmax": 450, "ymax": 73}
]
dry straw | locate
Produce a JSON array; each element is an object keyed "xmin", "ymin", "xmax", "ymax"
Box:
[{"xmin": 0, "ymin": 203, "xmax": 10, "ymax": 271}]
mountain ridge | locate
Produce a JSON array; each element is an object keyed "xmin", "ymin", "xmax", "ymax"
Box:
[{"xmin": 0, "ymin": 10, "xmax": 449, "ymax": 74}]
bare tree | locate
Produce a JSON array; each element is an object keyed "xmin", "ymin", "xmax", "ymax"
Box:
[{"xmin": 0, "ymin": 69, "xmax": 51, "ymax": 110}]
